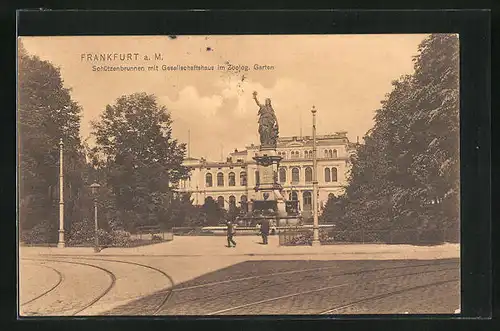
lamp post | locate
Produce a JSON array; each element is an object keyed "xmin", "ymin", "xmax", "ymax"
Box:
[
  {"xmin": 311, "ymin": 106, "xmax": 320, "ymax": 246},
  {"xmin": 57, "ymin": 138, "xmax": 65, "ymax": 248},
  {"xmin": 90, "ymin": 183, "xmax": 101, "ymax": 253}
]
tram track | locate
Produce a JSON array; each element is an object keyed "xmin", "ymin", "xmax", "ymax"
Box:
[
  {"xmin": 204, "ymin": 266, "xmax": 458, "ymax": 315},
  {"xmin": 319, "ymin": 277, "xmax": 459, "ymax": 314},
  {"xmin": 20, "ymin": 263, "xmax": 64, "ymax": 306},
  {"xmin": 165, "ymin": 261, "xmax": 457, "ymax": 307},
  {"xmin": 21, "ymin": 258, "xmax": 117, "ymax": 316},
  {"xmin": 25, "ymin": 256, "xmax": 175, "ymax": 315}
]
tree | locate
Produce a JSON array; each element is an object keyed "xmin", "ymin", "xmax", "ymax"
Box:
[
  {"xmin": 165, "ymin": 192, "xmax": 203, "ymax": 228},
  {"xmin": 336, "ymin": 34, "xmax": 459, "ymax": 243},
  {"xmin": 91, "ymin": 93, "xmax": 189, "ymax": 230},
  {"xmin": 201, "ymin": 197, "xmax": 225, "ymax": 226},
  {"xmin": 18, "ymin": 40, "xmax": 86, "ymax": 238}
]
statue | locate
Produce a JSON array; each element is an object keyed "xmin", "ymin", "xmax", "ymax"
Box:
[{"xmin": 253, "ymin": 91, "xmax": 279, "ymax": 148}]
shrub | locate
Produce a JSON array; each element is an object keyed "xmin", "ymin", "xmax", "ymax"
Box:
[
  {"xmin": 67, "ymin": 219, "xmax": 95, "ymax": 246},
  {"xmin": 21, "ymin": 220, "xmax": 57, "ymax": 245},
  {"xmin": 111, "ymin": 230, "xmax": 132, "ymax": 247},
  {"xmin": 151, "ymin": 234, "xmax": 163, "ymax": 242}
]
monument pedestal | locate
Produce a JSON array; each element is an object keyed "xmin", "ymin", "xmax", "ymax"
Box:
[{"xmin": 252, "ymin": 148, "xmax": 286, "ymax": 218}]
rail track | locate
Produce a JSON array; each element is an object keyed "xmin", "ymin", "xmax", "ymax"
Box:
[
  {"xmin": 21, "ymin": 258, "xmax": 117, "ymax": 315},
  {"xmin": 319, "ymin": 278, "xmax": 459, "ymax": 314},
  {"xmin": 20, "ymin": 262, "xmax": 64, "ymax": 306},
  {"xmin": 21, "ymin": 257, "xmax": 458, "ymax": 316},
  {"xmin": 22, "ymin": 257, "xmax": 175, "ymax": 315},
  {"xmin": 166, "ymin": 261, "xmax": 457, "ymax": 307},
  {"xmin": 204, "ymin": 266, "xmax": 458, "ymax": 315}
]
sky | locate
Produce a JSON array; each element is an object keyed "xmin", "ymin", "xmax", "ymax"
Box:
[{"xmin": 20, "ymin": 34, "xmax": 429, "ymax": 161}]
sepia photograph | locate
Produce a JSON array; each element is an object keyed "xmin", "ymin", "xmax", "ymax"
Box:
[{"xmin": 17, "ymin": 34, "xmax": 460, "ymax": 316}]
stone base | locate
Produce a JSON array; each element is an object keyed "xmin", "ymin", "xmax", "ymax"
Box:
[
  {"xmin": 311, "ymin": 240, "xmax": 321, "ymax": 246},
  {"xmin": 57, "ymin": 242, "xmax": 65, "ymax": 248}
]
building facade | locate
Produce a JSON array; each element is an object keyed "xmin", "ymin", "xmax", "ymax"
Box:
[{"xmin": 178, "ymin": 132, "xmax": 356, "ymax": 216}]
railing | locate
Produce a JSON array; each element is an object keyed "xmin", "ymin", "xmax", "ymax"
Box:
[
  {"xmin": 172, "ymin": 225, "xmax": 335, "ymax": 237},
  {"xmin": 279, "ymin": 228, "xmax": 459, "ymax": 246},
  {"xmin": 134, "ymin": 225, "xmax": 173, "ymax": 241}
]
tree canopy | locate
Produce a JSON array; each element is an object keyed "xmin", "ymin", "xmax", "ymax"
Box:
[
  {"xmin": 18, "ymin": 40, "xmax": 87, "ymax": 236},
  {"xmin": 90, "ymin": 93, "xmax": 190, "ymax": 230},
  {"xmin": 325, "ymin": 34, "xmax": 460, "ymax": 242}
]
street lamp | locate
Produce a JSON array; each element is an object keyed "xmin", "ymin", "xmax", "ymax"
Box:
[
  {"xmin": 90, "ymin": 183, "xmax": 101, "ymax": 253},
  {"xmin": 57, "ymin": 138, "xmax": 65, "ymax": 248},
  {"xmin": 311, "ymin": 106, "xmax": 320, "ymax": 246}
]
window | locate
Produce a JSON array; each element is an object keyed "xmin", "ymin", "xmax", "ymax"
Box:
[
  {"xmin": 303, "ymin": 191, "xmax": 312, "ymax": 210},
  {"xmin": 279, "ymin": 167, "xmax": 287, "ymax": 183},
  {"xmin": 291, "ymin": 167, "xmax": 300, "ymax": 183},
  {"xmin": 324, "ymin": 150, "xmax": 328, "ymax": 158},
  {"xmin": 324, "ymin": 168, "xmax": 331, "ymax": 182},
  {"xmin": 289, "ymin": 191, "xmax": 298, "ymax": 201},
  {"xmin": 331, "ymin": 167, "xmax": 338, "ymax": 182},
  {"xmin": 291, "ymin": 151, "xmax": 295, "ymax": 158},
  {"xmin": 328, "ymin": 193, "xmax": 335, "ymax": 199},
  {"xmin": 206, "ymin": 173, "xmax": 213, "ymax": 187},
  {"xmin": 217, "ymin": 196, "xmax": 225, "ymax": 208},
  {"xmin": 255, "ymin": 170, "xmax": 260, "ymax": 185},
  {"xmin": 229, "ymin": 195, "xmax": 236, "ymax": 208},
  {"xmin": 217, "ymin": 172, "xmax": 224, "ymax": 186},
  {"xmin": 332, "ymin": 149, "xmax": 338, "ymax": 158},
  {"xmin": 305, "ymin": 167, "xmax": 313, "ymax": 182},
  {"xmin": 228, "ymin": 172, "xmax": 236, "ymax": 186},
  {"xmin": 240, "ymin": 171, "xmax": 247, "ymax": 186},
  {"xmin": 328, "ymin": 149, "xmax": 333, "ymax": 158}
]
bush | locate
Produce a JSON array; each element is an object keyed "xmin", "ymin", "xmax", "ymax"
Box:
[
  {"xmin": 67, "ymin": 219, "xmax": 95, "ymax": 246},
  {"xmin": 151, "ymin": 234, "xmax": 163, "ymax": 242},
  {"xmin": 283, "ymin": 230, "xmax": 331, "ymax": 246},
  {"xmin": 111, "ymin": 230, "xmax": 132, "ymax": 247},
  {"xmin": 21, "ymin": 220, "xmax": 57, "ymax": 245}
]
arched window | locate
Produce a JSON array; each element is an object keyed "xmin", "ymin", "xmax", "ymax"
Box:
[
  {"xmin": 255, "ymin": 170, "xmax": 260, "ymax": 185},
  {"xmin": 324, "ymin": 168, "xmax": 331, "ymax": 182},
  {"xmin": 289, "ymin": 191, "xmax": 298, "ymax": 201},
  {"xmin": 229, "ymin": 195, "xmax": 236, "ymax": 208},
  {"xmin": 305, "ymin": 167, "xmax": 313, "ymax": 182},
  {"xmin": 303, "ymin": 191, "xmax": 312, "ymax": 210},
  {"xmin": 228, "ymin": 172, "xmax": 236, "ymax": 186},
  {"xmin": 291, "ymin": 167, "xmax": 300, "ymax": 183},
  {"xmin": 331, "ymin": 167, "xmax": 338, "ymax": 182},
  {"xmin": 240, "ymin": 171, "xmax": 247, "ymax": 186},
  {"xmin": 217, "ymin": 172, "xmax": 224, "ymax": 186},
  {"xmin": 279, "ymin": 167, "xmax": 287, "ymax": 183},
  {"xmin": 328, "ymin": 149, "xmax": 333, "ymax": 158},
  {"xmin": 328, "ymin": 193, "xmax": 335, "ymax": 199},
  {"xmin": 217, "ymin": 196, "xmax": 225, "ymax": 209},
  {"xmin": 291, "ymin": 151, "xmax": 295, "ymax": 158},
  {"xmin": 205, "ymin": 196, "xmax": 213, "ymax": 204},
  {"xmin": 206, "ymin": 173, "xmax": 213, "ymax": 187},
  {"xmin": 332, "ymin": 149, "xmax": 338, "ymax": 158}
]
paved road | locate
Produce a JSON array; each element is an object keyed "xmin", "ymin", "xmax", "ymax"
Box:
[
  {"xmin": 104, "ymin": 259, "xmax": 459, "ymax": 315},
  {"xmin": 19, "ymin": 238, "xmax": 460, "ymax": 316}
]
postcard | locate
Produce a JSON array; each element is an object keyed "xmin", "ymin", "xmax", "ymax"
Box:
[{"xmin": 18, "ymin": 34, "xmax": 460, "ymax": 316}]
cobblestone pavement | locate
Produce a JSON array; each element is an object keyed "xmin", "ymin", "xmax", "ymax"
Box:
[
  {"xmin": 105, "ymin": 259, "xmax": 459, "ymax": 315},
  {"xmin": 19, "ymin": 238, "xmax": 460, "ymax": 316}
]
